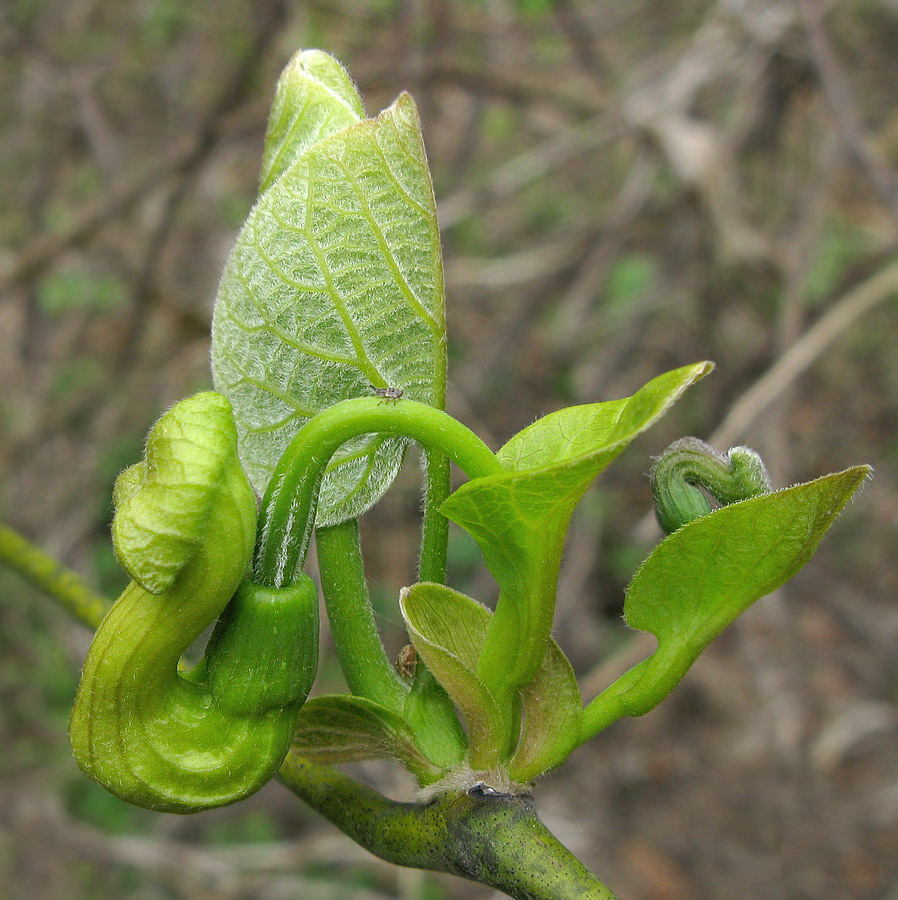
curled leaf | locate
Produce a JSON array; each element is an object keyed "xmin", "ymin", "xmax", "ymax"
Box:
[
  {"xmin": 259, "ymin": 49, "xmax": 364, "ymax": 194},
  {"xmin": 399, "ymin": 583, "xmax": 503, "ymax": 769}
]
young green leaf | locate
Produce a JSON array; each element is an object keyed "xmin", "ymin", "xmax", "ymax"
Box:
[
  {"xmin": 496, "ymin": 362, "xmax": 713, "ymax": 471},
  {"xmin": 507, "ymin": 637, "xmax": 582, "ymax": 783},
  {"xmin": 291, "ymin": 694, "xmax": 442, "ymax": 784},
  {"xmin": 213, "ymin": 86, "xmax": 446, "ymax": 526},
  {"xmin": 259, "ymin": 50, "xmax": 364, "ymax": 194},
  {"xmin": 399, "ymin": 581, "xmax": 583, "ymax": 779},
  {"xmin": 441, "ymin": 363, "xmax": 711, "ymax": 706},
  {"xmin": 399, "ymin": 583, "xmax": 505, "ymax": 770},
  {"xmin": 580, "ymin": 466, "xmax": 871, "ymax": 740}
]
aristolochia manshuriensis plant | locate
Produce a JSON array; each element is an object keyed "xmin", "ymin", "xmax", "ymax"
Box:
[{"xmin": 0, "ymin": 50, "xmax": 870, "ymax": 900}]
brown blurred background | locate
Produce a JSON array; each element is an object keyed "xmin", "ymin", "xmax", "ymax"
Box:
[{"xmin": 1, "ymin": 1, "xmax": 897, "ymax": 898}]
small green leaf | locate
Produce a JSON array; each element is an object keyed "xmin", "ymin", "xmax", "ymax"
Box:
[
  {"xmin": 259, "ymin": 50, "xmax": 364, "ymax": 194},
  {"xmin": 399, "ymin": 583, "xmax": 504, "ymax": 769},
  {"xmin": 581, "ymin": 466, "xmax": 871, "ymax": 738},
  {"xmin": 399, "ymin": 582, "xmax": 582, "ymax": 778},
  {"xmin": 508, "ymin": 638, "xmax": 582, "ymax": 783},
  {"xmin": 441, "ymin": 363, "xmax": 711, "ymax": 703},
  {"xmin": 213, "ymin": 85, "xmax": 446, "ymax": 525},
  {"xmin": 291, "ymin": 694, "xmax": 441, "ymax": 783}
]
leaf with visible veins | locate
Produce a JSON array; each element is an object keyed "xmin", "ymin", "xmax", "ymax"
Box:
[{"xmin": 213, "ymin": 55, "xmax": 445, "ymax": 525}]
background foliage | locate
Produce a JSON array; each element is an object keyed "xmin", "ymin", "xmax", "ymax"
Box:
[{"xmin": 1, "ymin": 1, "xmax": 896, "ymax": 898}]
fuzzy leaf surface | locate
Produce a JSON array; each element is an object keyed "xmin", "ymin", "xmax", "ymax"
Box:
[
  {"xmin": 259, "ymin": 50, "xmax": 364, "ymax": 194},
  {"xmin": 291, "ymin": 694, "xmax": 440, "ymax": 783},
  {"xmin": 213, "ymin": 92, "xmax": 445, "ymax": 525},
  {"xmin": 581, "ymin": 466, "xmax": 871, "ymax": 738},
  {"xmin": 399, "ymin": 583, "xmax": 504, "ymax": 769}
]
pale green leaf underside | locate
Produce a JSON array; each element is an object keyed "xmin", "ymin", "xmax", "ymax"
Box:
[
  {"xmin": 291, "ymin": 694, "xmax": 439, "ymax": 781},
  {"xmin": 582, "ymin": 466, "xmax": 870, "ymax": 737},
  {"xmin": 259, "ymin": 50, "xmax": 364, "ymax": 195},
  {"xmin": 213, "ymin": 92, "xmax": 446, "ymax": 525}
]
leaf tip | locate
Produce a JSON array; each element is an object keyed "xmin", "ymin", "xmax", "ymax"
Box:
[{"xmin": 691, "ymin": 359, "xmax": 715, "ymax": 382}]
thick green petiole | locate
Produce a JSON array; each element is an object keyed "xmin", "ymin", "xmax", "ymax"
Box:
[
  {"xmin": 418, "ymin": 446, "xmax": 451, "ymax": 584},
  {"xmin": 315, "ymin": 518, "xmax": 408, "ymax": 712}
]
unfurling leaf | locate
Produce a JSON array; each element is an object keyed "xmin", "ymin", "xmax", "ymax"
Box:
[
  {"xmin": 259, "ymin": 50, "xmax": 364, "ymax": 194},
  {"xmin": 399, "ymin": 583, "xmax": 502, "ymax": 769},
  {"xmin": 400, "ymin": 582, "xmax": 583, "ymax": 779},
  {"xmin": 441, "ymin": 363, "xmax": 712, "ymax": 703}
]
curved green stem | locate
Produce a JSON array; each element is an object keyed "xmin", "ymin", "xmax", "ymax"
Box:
[
  {"xmin": 278, "ymin": 753, "xmax": 620, "ymax": 899},
  {"xmin": 0, "ymin": 522, "xmax": 111, "ymax": 629},
  {"xmin": 254, "ymin": 397, "xmax": 502, "ymax": 587},
  {"xmin": 407, "ymin": 446, "xmax": 467, "ymax": 762},
  {"xmin": 315, "ymin": 518, "xmax": 408, "ymax": 712},
  {"xmin": 579, "ymin": 656, "xmax": 652, "ymax": 743}
]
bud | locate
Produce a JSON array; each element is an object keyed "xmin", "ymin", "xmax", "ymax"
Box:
[{"xmin": 651, "ymin": 437, "xmax": 770, "ymax": 534}]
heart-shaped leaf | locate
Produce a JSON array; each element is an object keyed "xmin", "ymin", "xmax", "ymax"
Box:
[
  {"xmin": 213, "ymin": 75, "xmax": 446, "ymax": 525},
  {"xmin": 291, "ymin": 694, "xmax": 441, "ymax": 784},
  {"xmin": 441, "ymin": 363, "xmax": 711, "ymax": 702},
  {"xmin": 581, "ymin": 466, "xmax": 871, "ymax": 739}
]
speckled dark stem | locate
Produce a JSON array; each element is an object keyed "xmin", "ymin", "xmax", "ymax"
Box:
[{"xmin": 278, "ymin": 753, "xmax": 620, "ymax": 899}]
